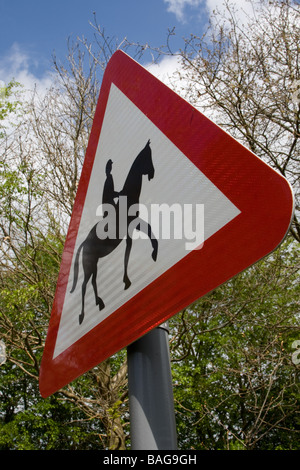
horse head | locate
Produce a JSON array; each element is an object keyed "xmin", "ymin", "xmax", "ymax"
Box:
[
  {"xmin": 121, "ymin": 140, "xmax": 155, "ymax": 204},
  {"xmin": 141, "ymin": 139, "xmax": 155, "ymax": 181}
]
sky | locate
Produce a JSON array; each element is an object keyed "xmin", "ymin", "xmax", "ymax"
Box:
[
  {"xmin": 0, "ymin": 0, "xmax": 208, "ymax": 90},
  {"xmin": 0, "ymin": 0, "xmax": 259, "ymax": 94}
]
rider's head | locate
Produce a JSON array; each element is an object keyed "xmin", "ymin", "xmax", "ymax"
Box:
[{"xmin": 105, "ymin": 159, "xmax": 113, "ymax": 175}]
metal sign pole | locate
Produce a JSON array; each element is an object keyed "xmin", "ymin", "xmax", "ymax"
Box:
[{"xmin": 127, "ymin": 322, "xmax": 177, "ymax": 450}]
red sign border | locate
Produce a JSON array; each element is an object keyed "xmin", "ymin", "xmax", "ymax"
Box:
[{"xmin": 39, "ymin": 50, "xmax": 294, "ymax": 397}]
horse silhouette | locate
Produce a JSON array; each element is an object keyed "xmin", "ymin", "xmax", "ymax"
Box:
[{"xmin": 70, "ymin": 140, "xmax": 158, "ymax": 325}]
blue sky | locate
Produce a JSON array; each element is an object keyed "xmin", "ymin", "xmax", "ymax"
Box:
[
  {"xmin": 0, "ymin": 0, "xmax": 213, "ymax": 87},
  {"xmin": 0, "ymin": 0, "xmax": 257, "ymax": 95}
]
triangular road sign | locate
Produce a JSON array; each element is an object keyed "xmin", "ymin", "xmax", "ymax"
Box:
[{"xmin": 39, "ymin": 51, "xmax": 294, "ymax": 397}]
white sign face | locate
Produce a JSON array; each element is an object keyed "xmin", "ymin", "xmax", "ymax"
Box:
[{"xmin": 53, "ymin": 83, "xmax": 240, "ymax": 359}]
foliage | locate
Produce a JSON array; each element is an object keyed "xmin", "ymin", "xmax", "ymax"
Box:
[
  {"xmin": 0, "ymin": 80, "xmax": 23, "ymax": 139},
  {"xmin": 166, "ymin": 2, "xmax": 300, "ymax": 448},
  {"xmin": 0, "ymin": 362, "xmax": 104, "ymax": 450},
  {"xmin": 0, "ymin": 44, "xmax": 128, "ymax": 450},
  {"xmin": 170, "ymin": 238, "xmax": 300, "ymax": 450}
]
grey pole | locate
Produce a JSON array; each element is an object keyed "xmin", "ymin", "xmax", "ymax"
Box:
[{"xmin": 127, "ymin": 322, "xmax": 177, "ymax": 450}]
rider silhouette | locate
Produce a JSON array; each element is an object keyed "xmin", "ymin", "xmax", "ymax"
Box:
[
  {"xmin": 102, "ymin": 159, "xmax": 119, "ymax": 213},
  {"xmin": 70, "ymin": 140, "xmax": 157, "ymax": 325}
]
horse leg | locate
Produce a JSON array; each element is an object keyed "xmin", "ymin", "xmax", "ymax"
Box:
[
  {"xmin": 123, "ymin": 236, "xmax": 132, "ymax": 290},
  {"xmin": 92, "ymin": 265, "xmax": 105, "ymax": 311},
  {"xmin": 79, "ymin": 272, "xmax": 90, "ymax": 325},
  {"xmin": 136, "ymin": 218, "xmax": 158, "ymax": 261},
  {"xmin": 79, "ymin": 253, "xmax": 96, "ymax": 324}
]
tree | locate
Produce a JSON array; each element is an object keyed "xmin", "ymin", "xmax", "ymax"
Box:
[
  {"xmin": 164, "ymin": 0, "xmax": 300, "ymax": 449},
  {"xmin": 0, "ymin": 79, "xmax": 22, "ymax": 138},
  {"xmin": 173, "ymin": 0, "xmax": 299, "ymax": 242},
  {"xmin": 170, "ymin": 238, "xmax": 299, "ymax": 449},
  {"xmin": 0, "ymin": 42, "xmax": 129, "ymax": 450}
]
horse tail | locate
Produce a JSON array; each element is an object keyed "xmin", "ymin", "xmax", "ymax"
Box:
[{"xmin": 70, "ymin": 241, "xmax": 84, "ymax": 293}]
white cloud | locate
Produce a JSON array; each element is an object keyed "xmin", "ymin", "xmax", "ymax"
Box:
[
  {"xmin": 146, "ymin": 54, "xmax": 183, "ymax": 88},
  {"xmin": 146, "ymin": 53, "xmax": 214, "ymax": 119},
  {"xmin": 0, "ymin": 43, "xmax": 53, "ymax": 99},
  {"xmin": 206, "ymin": 0, "xmax": 258, "ymax": 26},
  {"xmin": 164, "ymin": 0, "xmax": 257, "ymax": 24},
  {"xmin": 163, "ymin": 0, "xmax": 204, "ymax": 22}
]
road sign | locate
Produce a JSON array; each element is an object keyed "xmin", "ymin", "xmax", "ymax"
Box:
[{"xmin": 39, "ymin": 50, "xmax": 294, "ymax": 397}]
